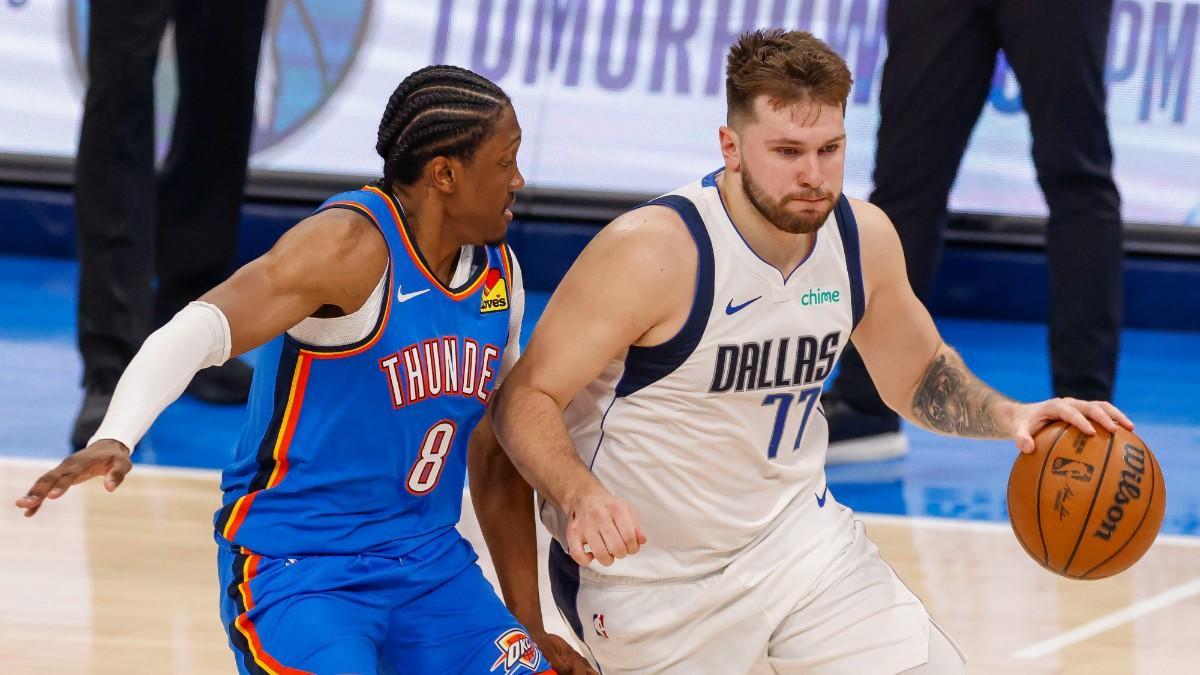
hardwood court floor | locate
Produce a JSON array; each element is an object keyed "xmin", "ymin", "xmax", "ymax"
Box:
[{"xmin": 2, "ymin": 458, "xmax": 1198, "ymax": 674}]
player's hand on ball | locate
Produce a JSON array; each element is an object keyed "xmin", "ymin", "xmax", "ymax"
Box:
[
  {"xmin": 1005, "ymin": 398, "xmax": 1134, "ymax": 454},
  {"xmin": 565, "ymin": 485, "xmax": 647, "ymax": 566},
  {"xmin": 14, "ymin": 439, "xmax": 132, "ymax": 517},
  {"xmin": 532, "ymin": 630, "xmax": 598, "ymax": 675}
]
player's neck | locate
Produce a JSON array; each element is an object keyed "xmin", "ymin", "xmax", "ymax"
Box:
[
  {"xmin": 391, "ymin": 187, "xmax": 468, "ymax": 285},
  {"xmin": 717, "ymin": 172, "xmax": 816, "ymax": 276}
]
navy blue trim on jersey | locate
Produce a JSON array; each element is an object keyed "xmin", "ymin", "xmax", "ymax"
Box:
[
  {"xmin": 548, "ymin": 540, "xmax": 585, "ymax": 642},
  {"xmin": 319, "ymin": 201, "xmax": 377, "ymax": 225},
  {"xmin": 214, "ymin": 494, "xmax": 239, "ymax": 538},
  {"xmin": 381, "ymin": 188, "xmax": 489, "ymax": 295},
  {"xmin": 287, "ymin": 203, "xmax": 393, "ymax": 355},
  {"xmin": 587, "ymin": 396, "xmax": 618, "ymax": 470},
  {"xmin": 704, "ymin": 168, "xmax": 817, "ymax": 283},
  {"xmin": 215, "ymin": 343, "xmax": 301, "ymax": 536},
  {"xmin": 443, "ymin": 244, "xmax": 490, "ymax": 293},
  {"xmin": 248, "ymin": 346, "xmax": 301, "ymax": 493},
  {"xmin": 834, "ymin": 195, "xmax": 866, "ymax": 329},
  {"xmin": 614, "ymin": 195, "xmax": 715, "ymax": 398},
  {"xmin": 224, "ymin": 549, "xmax": 268, "ymax": 675},
  {"xmin": 282, "ymin": 263, "xmax": 391, "ymax": 355}
]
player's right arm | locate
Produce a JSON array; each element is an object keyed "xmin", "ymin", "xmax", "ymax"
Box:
[
  {"xmin": 15, "ymin": 208, "xmax": 387, "ymax": 516},
  {"xmin": 492, "ymin": 205, "xmax": 695, "ymax": 567},
  {"xmin": 847, "ymin": 199, "xmax": 1131, "ymax": 451}
]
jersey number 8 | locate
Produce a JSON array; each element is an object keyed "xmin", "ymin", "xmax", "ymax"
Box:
[{"xmin": 406, "ymin": 420, "xmax": 457, "ymax": 495}]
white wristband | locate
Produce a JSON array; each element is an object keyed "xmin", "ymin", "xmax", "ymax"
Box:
[{"xmin": 87, "ymin": 301, "xmax": 232, "ymax": 453}]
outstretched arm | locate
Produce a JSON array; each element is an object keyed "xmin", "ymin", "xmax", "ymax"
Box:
[
  {"xmin": 15, "ymin": 208, "xmax": 387, "ymax": 516},
  {"xmin": 847, "ymin": 199, "xmax": 1132, "ymax": 452}
]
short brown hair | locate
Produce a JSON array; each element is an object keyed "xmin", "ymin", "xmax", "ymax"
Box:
[{"xmin": 725, "ymin": 29, "xmax": 853, "ymax": 125}]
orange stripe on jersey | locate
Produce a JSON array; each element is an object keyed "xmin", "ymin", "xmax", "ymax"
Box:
[
  {"xmin": 232, "ymin": 553, "xmax": 309, "ymax": 675},
  {"xmin": 456, "ymin": 264, "xmax": 488, "ymax": 298},
  {"xmin": 363, "ymin": 185, "xmax": 488, "ymax": 301},
  {"xmin": 221, "ymin": 492, "xmax": 257, "ymax": 541},
  {"xmin": 264, "ymin": 355, "xmax": 311, "ymax": 488},
  {"xmin": 300, "ymin": 200, "xmax": 393, "ymax": 360},
  {"xmin": 499, "ymin": 243, "xmax": 513, "ymax": 285},
  {"xmin": 221, "ymin": 356, "xmax": 312, "ymax": 541},
  {"xmin": 321, "ymin": 200, "xmax": 379, "ymax": 224},
  {"xmin": 238, "ymin": 553, "xmax": 259, "ymax": 610},
  {"xmin": 300, "ymin": 278, "xmax": 393, "ymax": 360}
]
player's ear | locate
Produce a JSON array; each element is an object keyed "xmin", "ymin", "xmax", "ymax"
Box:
[
  {"xmin": 719, "ymin": 125, "xmax": 741, "ymax": 173},
  {"xmin": 427, "ymin": 156, "xmax": 457, "ymax": 194}
]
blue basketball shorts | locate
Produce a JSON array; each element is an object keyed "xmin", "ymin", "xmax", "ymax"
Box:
[{"xmin": 216, "ymin": 530, "xmax": 554, "ymax": 674}]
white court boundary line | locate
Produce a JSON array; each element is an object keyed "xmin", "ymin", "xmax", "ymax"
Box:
[
  {"xmin": 1011, "ymin": 576, "xmax": 1200, "ymax": 658},
  {"xmin": 857, "ymin": 512, "xmax": 1200, "ymax": 548},
  {"xmin": 4, "ymin": 456, "xmax": 1200, "ymax": 549}
]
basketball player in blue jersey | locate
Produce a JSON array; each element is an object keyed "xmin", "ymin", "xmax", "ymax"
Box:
[
  {"xmin": 16, "ymin": 66, "xmax": 590, "ymax": 675},
  {"xmin": 492, "ymin": 31, "xmax": 1134, "ymax": 673}
]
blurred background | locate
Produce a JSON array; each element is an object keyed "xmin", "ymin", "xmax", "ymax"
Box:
[{"xmin": 0, "ymin": 1, "xmax": 1198, "ymax": 673}]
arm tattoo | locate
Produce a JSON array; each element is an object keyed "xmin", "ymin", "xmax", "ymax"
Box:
[{"xmin": 911, "ymin": 353, "xmax": 1007, "ymax": 438}]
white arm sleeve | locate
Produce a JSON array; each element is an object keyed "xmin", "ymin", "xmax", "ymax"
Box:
[
  {"xmin": 88, "ymin": 301, "xmax": 232, "ymax": 453},
  {"xmin": 498, "ymin": 252, "xmax": 525, "ymax": 383}
]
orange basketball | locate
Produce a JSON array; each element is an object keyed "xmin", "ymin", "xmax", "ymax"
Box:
[{"xmin": 1007, "ymin": 421, "xmax": 1165, "ymax": 579}]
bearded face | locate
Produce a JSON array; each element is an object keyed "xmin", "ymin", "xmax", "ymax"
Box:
[
  {"xmin": 724, "ymin": 97, "xmax": 847, "ymax": 236},
  {"xmin": 741, "ymin": 161, "xmax": 836, "ymax": 234}
]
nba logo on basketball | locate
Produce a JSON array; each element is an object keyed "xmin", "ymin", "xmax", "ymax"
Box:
[
  {"xmin": 489, "ymin": 628, "xmax": 542, "ymax": 674},
  {"xmin": 593, "ymin": 613, "xmax": 609, "ymax": 638},
  {"xmin": 481, "ymin": 268, "xmax": 509, "ymax": 314}
]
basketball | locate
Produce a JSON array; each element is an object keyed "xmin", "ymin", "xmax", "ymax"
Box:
[{"xmin": 1008, "ymin": 422, "xmax": 1166, "ymax": 579}]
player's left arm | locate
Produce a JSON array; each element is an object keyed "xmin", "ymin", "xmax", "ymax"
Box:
[
  {"xmin": 467, "ymin": 254, "xmax": 597, "ymax": 675},
  {"xmin": 469, "ymin": 414, "xmax": 595, "ymax": 675},
  {"xmin": 846, "ymin": 199, "xmax": 1133, "ymax": 452}
]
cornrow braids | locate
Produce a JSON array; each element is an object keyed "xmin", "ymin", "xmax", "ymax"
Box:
[{"xmin": 375, "ymin": 65, "xmax": 511, "ymax": 187}]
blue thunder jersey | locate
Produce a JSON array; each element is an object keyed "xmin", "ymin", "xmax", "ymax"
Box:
[{"xmin": 214, "ymin": 186, "xmax": 515, "ymax": 558}]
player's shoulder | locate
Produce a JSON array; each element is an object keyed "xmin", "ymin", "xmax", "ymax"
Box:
[
  {"xmin": 843, "ymin": 196, "xmax": 905, "ymax": 294},
  {"xmin": 294, "ymin": 204, "xmax": 388, "ymax": 261},
  {"xmin": 594, "ymin": 202, "xmax": 697, "ymax": 263},
  {"xmin": 844, "ymin": 197, "xmax": 891, "ymax": 236},
  {"xmin": 561, "ymin": 202, "xmax": 697, "ymax": 314},
  {"xmin": 264, "ymin": 202, "xmax": 389, "ymax": 297},
  {"xmin": 844, "ymin": 196, "xmax": 900, "ymax": 260}
]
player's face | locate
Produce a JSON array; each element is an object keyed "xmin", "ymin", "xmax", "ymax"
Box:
[
  {"xmin": 727, "ymin": 96, "xmax": 846, "ymax": 234},
  {"xmin": 453, "ymin": 105, "xmax": 524, "ymax": 245}
]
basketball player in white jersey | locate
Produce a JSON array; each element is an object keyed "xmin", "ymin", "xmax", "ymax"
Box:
[{"xmin": 490, "ymin": 30, "xmax": 1133, "ymax": 674}]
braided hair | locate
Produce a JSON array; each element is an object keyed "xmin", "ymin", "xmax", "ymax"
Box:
[{"xmin": 375, "ymin": 65, "xmax": 511, "ymax": 187}]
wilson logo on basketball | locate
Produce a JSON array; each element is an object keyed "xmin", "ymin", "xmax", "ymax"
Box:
[
  {"xmin": 1094, "ymin": 443, "xmax": 1148, "ymax": 541},
  {"xmin": 481, "ymin": 268, "xmax": 509, "ymax": 314}
]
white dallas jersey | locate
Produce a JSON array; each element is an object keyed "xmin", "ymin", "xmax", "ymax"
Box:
[{"xmin": 542, "ymin": 170, "xmax": 867, "ymax": 580}]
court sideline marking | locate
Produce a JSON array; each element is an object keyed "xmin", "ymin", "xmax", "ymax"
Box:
[{"xmin": 1011, "ymin": 576, "xmax": 1200, "ymax": 659}]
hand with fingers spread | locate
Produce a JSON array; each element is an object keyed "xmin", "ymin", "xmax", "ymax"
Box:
[
  {"xmin": 1003, "ymin": 397, "xmax": 1134, "ymax": 454},
  {"xmin": 531, "ymin": 630, "xmax": 599, "ymax": 675},
  {"xmin": 564, "ymin": 483, "xmax": 647, "ymax": 567},
  {"xmin": 14, "ymin": 440, "xmax": 132, "ymax": 517}
]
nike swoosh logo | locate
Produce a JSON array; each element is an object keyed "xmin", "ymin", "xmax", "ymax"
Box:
[
  {"xmin": 725, "ymin": 296, "xmax": 762, "ymax": 315},
  {"xmin": 396, "ymin": 286, "xmax": 430, "ymax": 303},
  {"xmin": 815, "ymin": 486, "xmax": 829, "ymax": 508}
]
